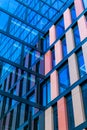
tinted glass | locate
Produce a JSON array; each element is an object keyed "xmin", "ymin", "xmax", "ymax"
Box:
[
  {"xmin": 53, "ymin": 104, "xmax": 58, "ymax": 130},
  {"xmin": 62, "ymin": 37, "xmax": 67, "ymax": 57},
  {"xmin": 66, "ymin": 94, "xmax": 75, "ymax": 130},
  {"xmin": 70, "ymin": 5, "xmax": 77, "ymax": 23},
  {"xmin": 73, "ymin": 25, "xmax": 80, "ymax": 46},
  {"xmin": 56, "ymin": 17, "xmax": 65, "ymax": 38},
  {"xmin": 77, "ymin": 51, "xmax": 86, "ymax": 77},
  {"xmin": 58, "ymin": 64, "xmax": 70, "ymax": 93}
]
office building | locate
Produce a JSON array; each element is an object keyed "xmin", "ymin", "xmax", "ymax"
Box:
[{"xmin": 0, "ymin": 0, "xmax": 87, "ymax": 130}]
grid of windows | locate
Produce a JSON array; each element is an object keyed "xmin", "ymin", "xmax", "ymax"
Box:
[{"xmin": 0, "ymin": 0, "xmax": 87, "ymax": 130}]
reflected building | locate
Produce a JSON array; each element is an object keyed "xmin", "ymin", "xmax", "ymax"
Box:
[{"xmin": 0, "ymin": 0, "xmax": 87, "ymax": 130}]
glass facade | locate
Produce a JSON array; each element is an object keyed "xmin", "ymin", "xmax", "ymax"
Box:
[{"xmin": 0, "ymin": 0, "xmax": 87, "ymax": 130}]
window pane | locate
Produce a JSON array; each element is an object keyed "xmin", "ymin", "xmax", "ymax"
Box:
[
  {"xmin": 77, "ymin": 51, "xmax": 86, "ymax": 77},
  {"xmin": 61, "ymin": 37, "xmax": 67, "ymax": 57},
  {"xmin": 53, "ymin": 104, "xmax": 58, "ymax": 130},
  {"xmin": 73, "ymin": 25, "xmax": 80, "ymax": 46},
  {"xmin": 42, "ymin": 33, "xmax": 49, "ymax": 51},
  {"xmin": 66, "ymin": 94, "xmax": 75, "ymax": 130},
  {"xmin": 41, "ymin": 79, "xmax": 51, "ymax": 106},
  {"xmin": 58, "ymin": 64, "xmax": 70, "ymax": 94},
  {"xmin": 70, "ymin": 5, "xmax": 77, "ymax": 23},
  {"xmin": 47, "ymin": 79, "xmax": 51, "ymax": 103},
  {"xmin": 82, "ymin": 0, "xmax": 87, "ymax": 9},
  {"xmin": 56, "ymin": 16, "xmax": 65, "ymax": 38},
  {"xmin": 51, "ymin": 48, "xmax": 55, "ymax": 68}
]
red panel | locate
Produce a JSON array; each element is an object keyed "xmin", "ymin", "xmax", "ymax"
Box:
[{"xmin": 58, "ymin": 97, "xmax": 68, "ymax": 130}]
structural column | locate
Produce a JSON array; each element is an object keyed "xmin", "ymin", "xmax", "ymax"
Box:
[
  {"xmin": 50, "ymin": 70, "xmax": 59, "ymax": 100},
  {"xmin": 58, "ymin": 97, "xmax": 68, "ymax": 130},
  {"xmin": 45, "ymin": 107, "xmax": 54, "ymax": 130},
  {"xmin": 45, "ymin": 50, "xmax": 52, "ymax": 75},
  {"xmin": 55, "ymin": 40, "xmax": 63, "ymax": 65},
  {"xmin": 77, "ymin": 15, "xmax": 87, "ymax": 73},
  {"xmin": 74, "ymin": 0, "xmax": 84, "ymax": 17},
  {"xmin": 49, "ymin": 25, "xmax": 56, "ymax": 45}
]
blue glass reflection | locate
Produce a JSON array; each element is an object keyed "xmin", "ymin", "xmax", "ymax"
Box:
[
  {"xmin": 41, "ymin": 79, "xmax": 50, "ymax": 106},
  {"xmin": 83, "ymin": 0, "xmax": 87, "ymax": 8},
  {"xmin": 62, "ymin": 37, "xmax": 67, "ymax": 57},
  {"xmin": 66, "ymin": 94, "xmax": 75, "ymax": 130},
  {"xmin": 58, "ymin": 64, "xmax": 70, "ymax": 93},
  {"xmin": 73, "ymin": 25, "xmax": 80, "ymax": 46},
  {"xmin": 0, "ymin": 11, "xmax": 9, "ymax": 31},
  {"xmin": 56, "ymin": 17, "xmax": 65, "ymax": 38},
  {"xmin": 77, "ymin": 51, "xmax": 86, "ymax": 77},
  {"xmin": 70, "ymin": 5, "xmax": 77, "ymax": 23}
]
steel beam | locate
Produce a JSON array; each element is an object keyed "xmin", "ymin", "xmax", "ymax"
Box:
[
  {"xmin": 0, "ymin": 29, "xmax": 42, "ymax": 53},
  {"xmin": 0, "ymin": 7, "xmax": 45, "ymax": 34},
  {"xmin": 0, "ymin": 90, "xmax": 45, "ymax": 110},
  {"xmin": 0, "ymin": 56, "xmax": 45, "ymax": 79}
]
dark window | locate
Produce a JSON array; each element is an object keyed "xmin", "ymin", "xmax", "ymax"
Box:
[
  {"xmin": 66, "ymin": 94, "xmax": 75, "ymax": 130},
  {"xmin": 58, "ymin": 63, "xmax": 70, "ymax": 94},
  {"xmin": 73, "ymin": 24, "xmax": 80, "ymax": 46},
  {"xmin": 29, "ymin": 93, "xmax": 35, "ymax": 115},
  {"xmin": 81, "ymin": 82, "xmax": 87, "ymax": 120},
  {"xmin": 70, "ymin": 4, "xmax": 77, "ymax": 23},
  {"xmin": 34, "ymin": 117, "xmax": 39, "ymax": 130},
  {"xmin": 36, "ymin": 61, "xmax": 40, "ymax": 73},
  {"xmin": 40, "ymin": 78, "xmax": 51, "ymax": 106},
  {"xmin": 9, "ymin": 110, "xmax": 13, "ymax": 130},
  {"xmin": 61, "ymin": 36, "xmax": 67, "ymax": 57},
  {"xmin": 84, "ymin": 12, "xmax": 87, "ymax": 21},
  {"xmin": 42, "ymin": 33, "xmax": 49, "ymax": 51},
  {"xmin": 56, "ymin": 16, "xmax": 65, "ymax": 38},
  {"xmin": 77, "ymin": 50, "xmax": 86, "ymax": 77},
  {"xmin": 51, "ymin": 47, "xmax": 55, "ymax": 68},
  {"xmin": 53, "ymin": 104, "xmax": 58, "ymax": 130}
]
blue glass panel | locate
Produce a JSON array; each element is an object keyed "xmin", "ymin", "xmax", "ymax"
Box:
[
  {"xmin": 70, "ymin": 5, "xmax": 77, "ymax": 23},
  {"xmin": 0, "ymin": 11, "xmax": 9, "ymax": 31},
  {"xmin": 47, "ymin": 79, "xmax": 51, "ymax": 103},
  {"xmin": 62, "ymin": 37, "xmax": 67, "ymax": 57},
  {"xmin": 56, "ymin": 17, "xmax": 65, "ymax": 38},
  {"xmin": 58, "ymin": 64, "xmax": 70, "ymax": 94},
  {"xmin": 53, "ymin": 104, "xmax": 58, "ymax": 130},
  {"xmin": 43, "ymin": 33, "xmax": 49, "ymax": 51},
  {"xmin": 41, "ymin": 79, "xmax": 50, "ymax": 106},
  {"xmin": 42, "ymin": 84, "xmax": 46, "ymax": 106},
  {"xmin": 51, "ymin": 49, "xmax": 55, "ymax": 68},
  {"xmin": 77, "ymin": 51, "xmax": 86, "ymax": 77},
  {"xmin": 73, "ymin": 25, "xmax": 80, "ymax": 46},
  {"xmin": 29, "ymin": 94, "xmax": 35, "ymax": 115},
  {"xmin": 66, "ymin": 94, "xmax": 75, "ymax": 130},
  {"xmin": 82, "ymin": 0, "xmax": 87, "ymax": 9}
]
